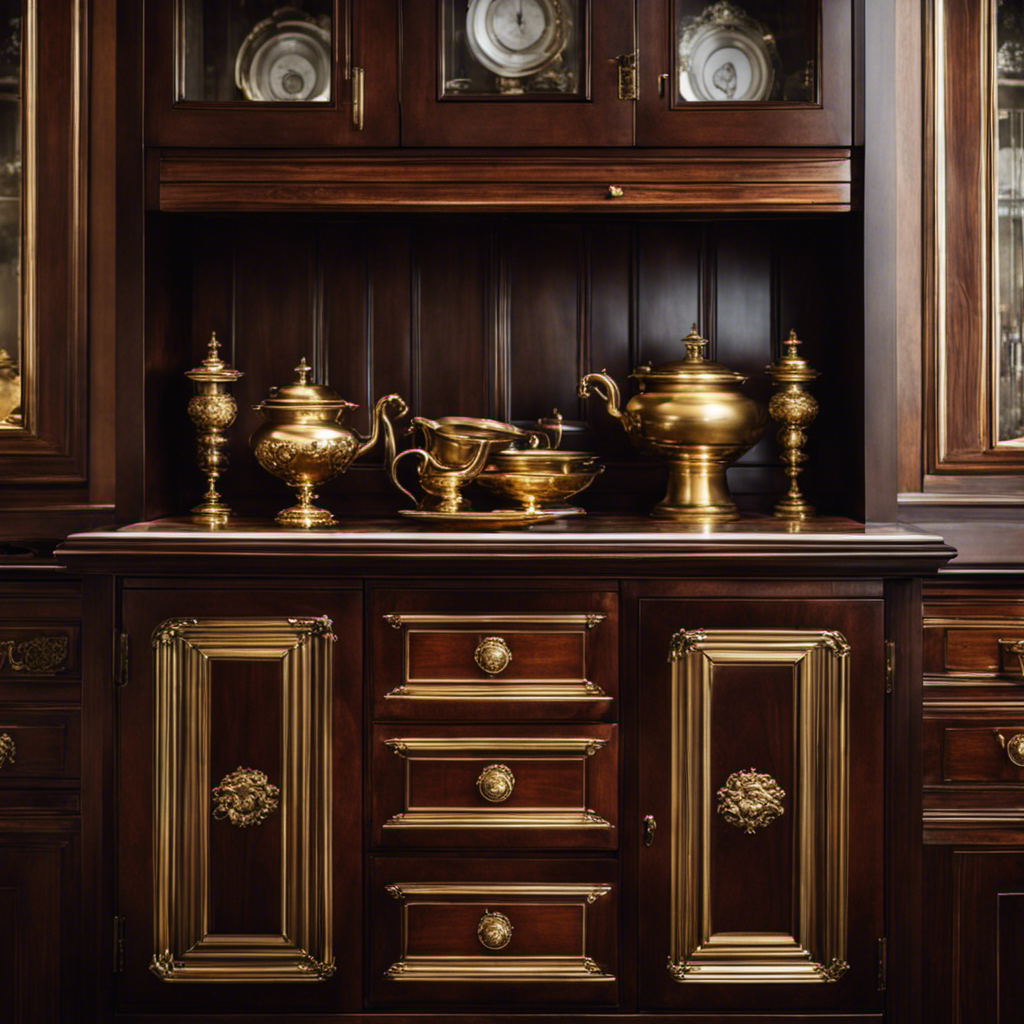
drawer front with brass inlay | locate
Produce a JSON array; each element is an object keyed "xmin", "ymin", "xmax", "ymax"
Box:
[
  {"xmin": 372, "ymin": 724, "xmax": 617, "ymax": 848},
  {"xmin": 371, "ymin": 858, "xmax": 618, "ymax": 1006},
  {"xmin": 0, "ymin": 709, "xmax": 79, "ymax": 780},
  {"xmin": 372, "ymin": 589, "xmax": 618, "ymax": 720}
]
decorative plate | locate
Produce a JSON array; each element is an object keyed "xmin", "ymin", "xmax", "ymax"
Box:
[
  {"xmin": 677, "ymin": 1, "xmax": 778, "ymax": 103},
  {"xmin": 235, "ymin": 10, "xmax": 332, "ymax": 102},
  {"xmin": 465, "ymin": 0, "xmax": 571, "ymax": 78}
]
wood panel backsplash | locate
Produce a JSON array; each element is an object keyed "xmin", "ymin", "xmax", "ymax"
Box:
[{"xmin": 163, "ymin": 214, "xmax": 861, "ymax": 516}]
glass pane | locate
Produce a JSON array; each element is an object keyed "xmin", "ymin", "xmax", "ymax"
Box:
[
  {"xmin": 441, "ymin": 0, "xmax": 582, "ymax": 98},
  {"xmin": 0, "ymin": 3, "xmax": 20, "ymax": 428},
  {"xmin": 179, "ymin": 1, "xmax": 333, "ymax": 103},
  {"xmin": 998, "ymin": 0, "xmax": 1024, "ymax": 443},
  {"xmin": 674, "ymin": 0, "xmax": 817, "ymax": 104}
]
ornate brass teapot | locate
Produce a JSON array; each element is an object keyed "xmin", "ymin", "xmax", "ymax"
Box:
[
  {"xmin": 251, "ymin": 358, "xmax": 407, "ymax": 527},
  {"xmin": 579, "ymin": 325, "xmax": 767, "ymax": 521}
]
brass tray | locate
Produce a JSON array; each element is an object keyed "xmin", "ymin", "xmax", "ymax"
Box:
[{"xmin": 398, "ymin": 507, "xmax": 584, "ymax": 527}]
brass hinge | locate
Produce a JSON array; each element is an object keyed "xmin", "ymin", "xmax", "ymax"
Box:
[
  {"xmin": 885, "ymin": 640, "xmax": 895, "ymax": 694},
  {"xmin": 116, "ymin": 631, "xmax": 129, "ymax": 688},
  {"xmin": 114, "ymin": 916, "xmax": 125, "ymax": 973},
  {"xmin": 877, "ymin": 936, "xmax": 887, "ymax": 991},
  {"xmin": 352, "ymin": 66, "xmax": 365, "ymax": 130},
  {"xmin": 612, "ymin": 52, "xmax": 637, "ymax": 100}
]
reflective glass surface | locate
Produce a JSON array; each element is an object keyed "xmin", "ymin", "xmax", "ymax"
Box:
[
  {"xmin": 0, "ymin": 3, "xmax": 20, "ymax": 427},
  {"xmin": 674, "ymin": 0, "xmax": 817, "ymax": 104},
  {"xmin": 441, "ymin": 0, "xmax": 582, "ymax": 98},
  {"xmin": 179, "ymin": 1, "xmax": 333, "ymax": 103}
]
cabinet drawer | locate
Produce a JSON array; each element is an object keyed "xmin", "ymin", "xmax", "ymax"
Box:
[
  {"xmin": 924, "ymin": 711, "xmax": 1024, "ymax": 785},
  {"xmin": 0, "ymin": 709, "xmax": 79, "ymax": 780},
  {"xmin": 924, "ymin": 607, "xmax": 1024, "ymax": 683},
  {"xmin": 372, "ymin": 724, "xmax": 617, "ymax": 849},
  {"xmin": 371, "ymin": 858, "xmax": 617, "ymax": 1006},
  {"xmin": 372, "ymin": 589, "xmax": 618, "ymax": 720}
]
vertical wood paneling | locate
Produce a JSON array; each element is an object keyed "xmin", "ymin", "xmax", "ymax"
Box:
[
  {"xmin": 636, "ymin": 223, "xmax": 702, "ymax": 369},
  {"xmin": 369, "ymin": 224, "xmax": 413, "ymax": 427}
]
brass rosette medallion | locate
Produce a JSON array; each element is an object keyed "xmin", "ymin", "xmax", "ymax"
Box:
[
  {"xmin": 211, "ymin": 766, "xmax": 280, "ymax": 828},
  {"xmin": 477, "ymin": 763, "xmax": 515, "ymax": 803},
  {"xmin": 716, "ymin": 768, "xmax": 785, "ymax": 834},
  {"xmin": 474, "ymin": 635, "xmax": 513, "ymax": 675},
  {"xmin": 477, "ymin": 910, "xmax": 513, "ymax": 950}
]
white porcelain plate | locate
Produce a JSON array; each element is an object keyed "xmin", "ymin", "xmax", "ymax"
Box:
[{"xmin": 678, "ymin": 4, "xmax": 776, "ymax": 102}]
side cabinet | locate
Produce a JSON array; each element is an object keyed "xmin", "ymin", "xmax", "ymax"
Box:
[
  {"xmin": 636, "ymin": 585, "xmax": 886, "ymax": 1015},
  {"xmin": 116, "ymin": 584, "xmax": 362, "ymax": 1015}
]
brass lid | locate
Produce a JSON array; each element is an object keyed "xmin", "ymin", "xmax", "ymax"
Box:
[
  {"xmin": 257, "ymin": 358, "xmax": 355, "ymax": 410},
  {"xmin": 766, "ymin": 328, "xmax": 820, "ymax": 384},
  {"xmin": 185, "ymin": 332, "xmax": 244, "ymax": 384},
  {"xmin": 630, "ymin": 325, "xmax": 747, "ymax": 386}
]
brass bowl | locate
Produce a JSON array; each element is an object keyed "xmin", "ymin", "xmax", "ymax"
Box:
[{"xmin": 477, "ymin": 450, "xmax": 603, "ymax": 513}]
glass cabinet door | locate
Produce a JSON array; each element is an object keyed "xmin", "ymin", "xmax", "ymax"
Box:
[
  {"xmin": 637, "ymin": 0, "xmax": 852, "ymax": 146},
  {"xmin": 401, "ymin": 0, "xmax": 634, "ymax": 146},
  {"xmin": 144, "ymin": 0, "xmax": 399, "ymax": 146}
]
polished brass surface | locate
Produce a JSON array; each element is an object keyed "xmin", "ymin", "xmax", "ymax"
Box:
[
  {"xmin": 398, "ymin": 507, "xmax": 583, "ymax": 526},
  {"xmin": 999, "ymin": 638, "xmax": 1024, "ymax": 675},
  {"xmin": 667, "ymin": 629, "xmax": 849, "ymax": 984},
  {"xmin": 579, "ymin": 325, "xmax": 767, "ymax": 521},
  {"xmin": 477, "ymin": 449, "xmax": 603, "ymax": 513},
  {"xmin": 0, "ymin": 635, "xmax": 68, "ymax": 673},
  {"xmin": 607, "ymin": 184, "xmax": 624, "ymax": 197},
  {"xmin": 996, "ymin": 731, "xmax": 1024, "ymax": 766},
  {"xmin": 211, "ymin": 766, "xmax": 280, "ymax": 827},
  {"xmin": 477, "ymin": 910, "xmax": 514, "ymax": 949},
  {"xmin": 151, "ymin": 616, "xmax": 333, "ymax": 982},
  {"xmin": 382, "ymin": 736, "xmax": 610, "ymax": 830},
  {"xmin": 383, "ymin": 613, "xmax": 609, "ymax": 702},
  {"xmin": 766, "ymin": 329, "xmax": 820, "ymax": 518},
  {"xmin": 384, "ymin": 882, "xmax": 613, "ymax": 982},
  {"xmin": 477, "ymin": 763, "xmax": 515, "ymax": 802},
  {"xmin": 0, "ymin": 732, "xmax": 14, "ymax": 769},
  {"xmin": 716, "ymin": 768, "xmax": 785, "ymax": 833},
  {"xmin": 251, "ymin": 358, "xmax": 407, "ymax": 527},
  {"xmin": 185, "ymin": 332, "xmax": 244, "ymax": 522},
  {"xmin": 474, "ymin": 635, "xmax": 513, "ymax": 675},
  {"xmin": 643, "ymin": 814, "xmax": 657, "ymax": 847}
]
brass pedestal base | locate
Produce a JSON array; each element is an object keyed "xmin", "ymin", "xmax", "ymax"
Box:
[
  {"xmin": 773, "ymin": 492, "xmax": 815, "ymax": 519},
  {"xmin": 275, "ymin": 486, "xmax": 336, "ymax": 528},
  {"xmin": 650, "ymin": 456, "xmax": 740, "ymax": 523}
]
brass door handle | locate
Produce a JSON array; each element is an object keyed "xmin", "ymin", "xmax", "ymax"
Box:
[
  {"xmin": 643, "ymin": 814, "xmax": 657, "ymax": 846},
  {"xmin": 0, "ymin": 732, "xmax": 14, "ymax": 768},
  {"xmin": 477, "ymin": 763, "xmax": 515, "ymax": 803},
  {"xmin": 477, "ymin": 910, "xmax": 513, "ymax": 950},
  {"xmin": 996, "ymin": 732, "xmax": 1024, "ymax": 766},
  {"xmin": 211, "ymin": 766, "xmax": 280, "ymax": 827},
  {"xmin": 474, "ymin": 636, "xmax": 512, "ymax": 676},
  {"xmin": 999, "ymin": 639, "xmax": 1024, "ymax": 675}
]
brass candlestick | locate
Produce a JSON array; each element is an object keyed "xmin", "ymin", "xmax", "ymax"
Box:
[
  {"xmin": 185, "ymin": 332, "xmax": 244, "ymax": 522},
  {"xmin": 766, "ymin": 329, "xmax": 819, "ymax": 519}
]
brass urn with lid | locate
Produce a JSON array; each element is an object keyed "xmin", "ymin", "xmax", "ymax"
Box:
[
  {"xmin": 579, "ymin": 325, "xmax": 768, "ymax": 521},
  {"xmin": 250, "ymin": 358, "xmax": 408, "ymax": 527}
]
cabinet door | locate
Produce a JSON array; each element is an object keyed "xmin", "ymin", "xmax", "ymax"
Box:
[
  {"xmin": 637, "ymin": 595, "xmax": 884, "ymax": 1013},
  {"xmin": 144, "ymin": 0, "xmax": 398, "ymax": 146},
  {"xmin": 117, "ymin": 586, "xmax": 361, "ymax": 1014},
  {"xmin": 400, "ymin": 0, "xmax": 634, "ymax": 146},
  {"xmin": 637, "ymin": 0, "xmax": 852, "ymax": 146}
]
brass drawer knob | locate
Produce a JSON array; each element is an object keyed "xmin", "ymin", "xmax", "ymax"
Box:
[
  {"xmin": 0, "ymin": 732, "xmax": 14, "ymax": 768},
  {"xmin": 474, "ymin": 636, "xmax": 512, "ymax": 676},
  {"xmin": 607, "ymin": 185, "xmax": 624, "ymax": 198},
  {"xmin": 211, "ymin": 766, "xmax": 280, "ymax": 827},
  {"xmin": 997, "ymin": 732, "xmax": 1024, "ymax": 767},
  {"xmin": 999, "ymin": 639, "xmax": 1024, "ymax": 675},
  {"xmin": 477, "ymin": 763, "xmax": 515, "ymax": 803},
  {"xmin": 477, "ymin": 910, "xmax": 513, "ymax": 950}
]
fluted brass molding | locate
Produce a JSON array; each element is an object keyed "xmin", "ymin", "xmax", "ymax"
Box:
[
  {"xmin": 382, "ymin": 612, "xmax": 608, "ymax": 702},
  {"xmin": 716, "ymin": 769, "xmax": 785, "ymax": 834},
  {"xmin": 211, "ymin": 767, "xmax": 280, "ymax": 827},
  {"xmin": 474, "ymin": 636, "xmax": 513, "ymax": 676},
  {"xmin": 381, "ymin": 735, "xmax": 611, "ymax": 830},
  {"xmin": 477, "ymin": 910, "xmax": 513, "ymax": 949},
  {"xmin": 0, "ymin": 732, "xmax": 14, "ymax": 768},
  {"xmin": 152, "ymin": 616, "xmax": 333, "ymax": 982},
  {"xmin": 0, "ymin": 636, "xmax": 69, "ymax": 674},
  {"xmin": 384, "ymin": 883, "xmax": 613, "ymax": 983},
  {"xmin": 667, "ymin": 629, "xmax": 849, "ymax": 984}
]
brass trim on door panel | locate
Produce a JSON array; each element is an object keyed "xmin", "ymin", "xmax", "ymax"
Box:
[
  {"xmin": 151, "ymin": 616, "xmax": 334, "ymax": 982},
  {"xmin": 667, "ymin": 629, "xmax": 849, "ymax": 984}
]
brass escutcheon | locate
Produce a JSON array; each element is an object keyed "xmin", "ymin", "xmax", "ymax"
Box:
[
  {"xmin": 996, "ymin": 731, "xmax": 1024, "ymax": 767},
  {"xmin": 211, "ymin": 766, "xmax": 280, "ymax": 827},
  {"xmin": 717, "ymin": 768, "xmax": 785, "ymax": 834},
  {"xmin": 477, "ymin": 910, "xmax": 513, "ymax": 950},
  {"xmin": 477, "ymin": 763, "xmax": 515, "ymax": 803},
  {"xmin": 474, "ymin": 636, "xmax": 513, "ymax": 676},
  {"xmin": 0, "ymin": 732, "xmax": 14, "ymax": 769}
]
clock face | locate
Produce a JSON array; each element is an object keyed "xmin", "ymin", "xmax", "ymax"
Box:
[{"xmin": 465, "ymin": 0, "xmax": 570, "ymax": 77}]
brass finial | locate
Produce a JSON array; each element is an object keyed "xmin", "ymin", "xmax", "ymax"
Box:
[
  {"xmin": 682, "ymin": 324, "xmax": 708, "ymax": 361},
  {"xmin": 294, "ymin": 358, "xmax": 313, "ymax": 384}
]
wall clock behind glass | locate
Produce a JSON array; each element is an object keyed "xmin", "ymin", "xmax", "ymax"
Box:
[{"xmin": 466, "ymin": 0, "xmax": 571, "ymax": 77}]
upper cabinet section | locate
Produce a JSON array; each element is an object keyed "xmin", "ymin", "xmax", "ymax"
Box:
[
  {"xmin": 400, "ymin": 0, "xmax": 634, "ymax": 146},
  {"xmin": 144, "ymin": 0, "xmax": 399, "ymax": 146},
  {"xmin": 637, "ymin": 0, "xmax": 854, "ymax": 146}
]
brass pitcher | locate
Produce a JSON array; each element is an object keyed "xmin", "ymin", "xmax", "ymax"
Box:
[
  {"xmin": 251, "ymin": 358, "xmax": 408, "ymax": 527},
  {"xmin": 579, "ymin": 325, "xmax": 768, "ymax": 521}
]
